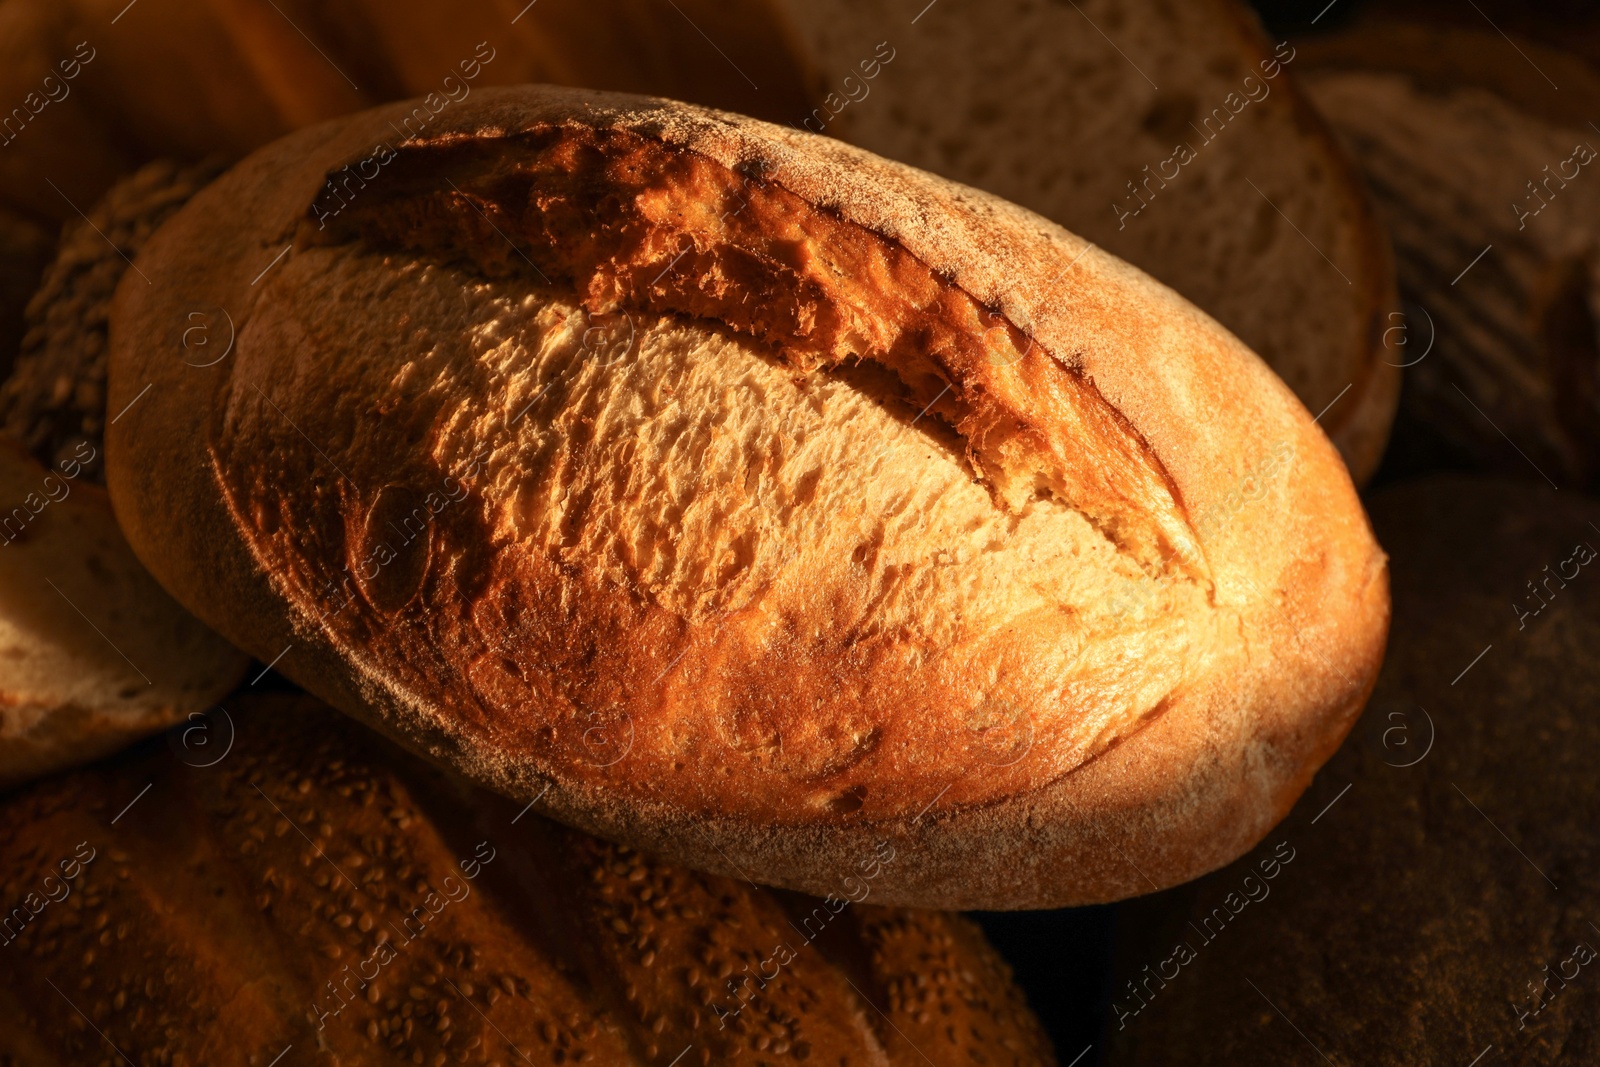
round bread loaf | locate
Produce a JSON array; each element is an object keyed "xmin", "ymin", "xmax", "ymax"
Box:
[
  {"xmin": 0, "ymin": 692, "xmax": 1054, "ymax": 1066},
  {"xmin": 105, "ymin": 85, "xmax": 1388, "ymax": 908},
  {"xmin": 1108, "ymin": 478, "xmax": 1600, "ymax": 1065}
]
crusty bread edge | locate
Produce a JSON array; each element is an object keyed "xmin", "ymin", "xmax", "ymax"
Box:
[
  {"xmin": 1205, "ymin": 0, "xmax": 1400, "ymax": 484},
  {"xmin": 755, "ymin": 0, "xmax": 1401, "ymax": 484}
]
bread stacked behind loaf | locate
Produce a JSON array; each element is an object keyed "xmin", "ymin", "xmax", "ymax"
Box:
[
  {"xmin": 0, "ymin": 159, "xmax": 249, "ymax": 789},
  {"xmin": 1303, "ymin": 25, "xmax": 1600, "ymax": 487}
]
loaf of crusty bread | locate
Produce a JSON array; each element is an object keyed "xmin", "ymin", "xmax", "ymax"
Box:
[
  {"xmin": 753, "ymin": 0, "xmax": 1399, "ymax": 484},
  {"xmin": 0, "ymin": 692, "xmax": 1056, "ymax": 1066},
  {"xmin": 2, "ymin": 0, "xmax": 1399, "ymax": 487},
  {"xmin": 105, "ymin": 85, "xmax": 1388, "ymax": 909},
  {"xmin": 1302, "ymin": 25, "xmax": 1600, "ymax": 488},
  {"xmin": 1108, "ymin": 478, "xmax": 1600, "ymax": 1066}
]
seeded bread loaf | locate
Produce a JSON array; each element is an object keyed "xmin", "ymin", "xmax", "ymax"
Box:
[
  {"xmin": 105, "ymin": 86, "xmax": 1388, "ymax": 909},
  {"xmin": 0, "ymin": 693, "xmax": 1056, "ymax": 1066},
  {"xmin": 0, "ymin": 161, "xmax": 248, "ymax": 788}
]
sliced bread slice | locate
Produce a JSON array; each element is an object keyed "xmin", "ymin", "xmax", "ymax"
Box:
[
  {"xmin": 1302, "ymin": 23, "xmax": 1600, "ymax": 488},
  {"xmin": 0, "ymin": 439, "xmax": 249, "ymax": 788},
  {"xmin": 759, "ymin": 0, "xmax": 1398, "ymax": 483}
]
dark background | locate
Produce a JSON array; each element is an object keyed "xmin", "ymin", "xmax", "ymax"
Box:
[{"xmin": 969, "ymin": 1, "xmax": 1597, "ymax": 1062}]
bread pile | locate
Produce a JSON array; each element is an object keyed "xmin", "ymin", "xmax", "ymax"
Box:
[
  {"xmin": 754, "ymin": 0, "xmax": 1400, "ymax": 484},
  {"xmin": 3, "ymin": 0, "xmax": 1588, "ymax": 1059},
  {"xmin": 1094, "ymin": 16, "xmax": 1600, "ymax": 1063},
  {"xmin": 102, "ymin": 84, "xmax": 1386, "ymax": 911}
]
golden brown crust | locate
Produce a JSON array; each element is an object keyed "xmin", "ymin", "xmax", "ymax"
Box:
[
  {"xmin": 307, "ymin": 125, "xmax": 1202, "ymax": 573},
  {"xmin": 106, "ymin": 86, "xmax": 1388, "ymax": 908},
  {"xmin": 755, "ymin": 0, "xmax": 1399, "ymax": 484},
  {"xmin": 0, "ymin": 692, "xmax": 1055, "ymax": 1066}
]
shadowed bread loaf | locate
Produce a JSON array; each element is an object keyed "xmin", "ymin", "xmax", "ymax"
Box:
[
  {"xmin": 105, "ymin": 86, "xmax": 1388, "ymax": 909},
  {"xmin": 0, "ymin": 159, "xmax": 249, "ymax": 789},
  {"xmin": 0, "ymin": 439, "xmax": 247, "ymax": 788},
  {"xmin": 0, "ymin": 693, "xmax": 1055, "ymax": 1066}
]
